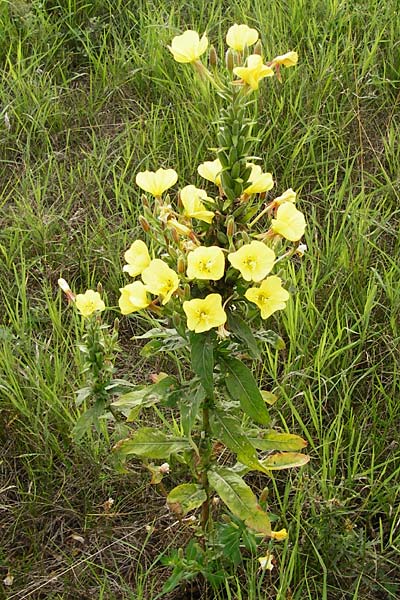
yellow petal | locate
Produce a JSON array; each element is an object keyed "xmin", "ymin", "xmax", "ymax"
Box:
[
  {"xmin": 119, "ymin": 282, "xmax": 150, "ymax": 315},
  {"xmin": 123, "ymin": 240, "xmax": 151, "ymax": 277},
  {"xmin": 228, "ymin": 241, "xmax": 275, "ymax": 282},
  {"xmin": 183, "ymin": 293, "xmax": 227, "ymax": 333},
  {"xmin": 197, "ymin": 159, "xmax": 223, "ymax": 186},
  {"xmin": 135, "ymin": 168, "xmax": 178, "ymax": 196},
  {"xmin": 168, "ymin": 30, "xmax": 208, "ymax": 63},
  {"xmin": 272, "ymin": 51, "xmax": 298, "ymax": 67},
  {"xmin": 271, "ymin": 202, "xmax": 306, "ymax": 241},
  {"xmin": 180, "ymin": 185, "xmax": 215, "ymax": 223},
  {"xmin": 233, "ymin": 55, "xmax": 274, "ymax": 90},
  {"xmin": 75, "ymin": 290, "xmax": 105, "ymax": 317},
  {"xmin": 141, "ymin": 259, "xmax": 179, "ymax": 305},
  {"xmin": 187, "ymin": 246, "xmax": 225, "ymax": 280},
  {"xmin": 226, "ymin": 24, "xmax": 259, "ymax": 52},
  {"xmin": 245, "ymin": 276, "xmax": 289, "ymax": 319}
]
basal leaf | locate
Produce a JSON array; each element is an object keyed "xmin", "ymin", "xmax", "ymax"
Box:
[
  {"xmin": 189, "ymin": 331, "xmax": 214, "ymax": 398},
  {"xmin": 249, "ymin": 431, "xmax": 308, "ymax": 452},
  {"xmin": 221, "ymin": 356, "xmax": 269, "ymax": 425},
  {"xmin": 208, "ymin": 466, "xmax": 271, "ymax": 534},
  {"xmin": 167, "ymin": 483, "xmax": 207, "ymax": 516},
  {"xmin": 114, "ymin": 427, "xmax": 190, "ymax": 459},
  {"xmin": 261, "ymin": 452, "xmax": 310, "ymax": 470}
]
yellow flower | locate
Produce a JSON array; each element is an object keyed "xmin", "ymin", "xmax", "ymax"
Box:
[
  {"xmin": 141, "ymin": 259, "xmax": 179, "ymax": 305},
  {"xmin": 166, "ymin": 218, "xmax": 192, "ymax": 237},
  {"xmin": 258, "ymin": 552, "xmax": 274, "ymax": 571},
  {"xmin": 119, "ymin": 282, "xmax": 150, "ymax": 315},
  {"xmin": 233, "ymin": 55, "xmax": 274, "ymax": 90},
  {"xmin": 168, "ymin": 30, "xmax": 208, "ymax": 64},
  {"xmin": 273, "ymin": 188, "xmax": 296, "ymax": 206},
  {"xmin": 180, "ymin": 185, "xmax": 215, "ymax": 224},
  {"xmin": 245, "ymin": 276, "xmax": 289, "ymax": 319},
  {"xmin": 75, "ymin": 290, "xmax": 105, "ymax": 317},
  {"xmin": 270, "ymin": 528, "xmax": 288, "ymax": 541},
  {"xmin": 244, "ymin": 164, "xmax": 274, "ymax": 194},
  {"xmin": 123, "ymin": 240, "xmax": 151, "ymax": 277},
  {"xmin": 183, "ymin": 293, "xmax": 227, "ymax": 333},
  {"xmin": 226, "ymin": 24, "xmax": 259, "ymax": 52},
  {"xmin": 136, "ymin": 168, "xmax": 178, "ymax": 197},
  {"xmin": 187, "ymin": 246, "xmax": 225, "ymax": 280},
  {"xmin": 272, "ymin": 51, "xmax": 298, "ymax": 67},
  {"xmin": 228, "ymin": 241, "xmax": 275, "ymax": 282},
  {"xmin": 197, "ymin": 159, "xmax": 222, "ymax": 186},
  {"xmin": 271, "ymin": 202, "xmax": 306, "ymax": 241}
]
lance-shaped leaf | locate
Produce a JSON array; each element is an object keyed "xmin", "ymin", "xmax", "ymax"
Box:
[
  {"xmin": 208, "ymin": 466, "xmax": 271, "ymax": 535},
  {"xmin": 220, "ymin": 356, "xmax": 270, "ymax": 425},
  {"xmin": 112, "ymin": 376, "xmax": 177, "ymax": 409},
  {"xmin": 180, "ymin": 386, "xmax": 205, "ymax": 436},
  {"xmin": 227, "ymin": 312, "xmax": 261, "ymax": 360},
  {"xmin": 114, "ymin": 428, "xmax": 190, "ymax": 459},
  {"xmin": 260, "ymin": 452, "xmax": 310, "ymax": 470},
  {"xmin": 249, "ymin": 431, "xmax": 308, "ymax": 452},
  {"xmin": 189, "ymin": 331, "xmax": 214, "ymax": 398},
  {"xmin": 210, "ymin": 410, "xmax": 268, "ymax": 473},
  {"xmin": 167, "ymin": 483, "xmax": 207, "ymax": 516}
]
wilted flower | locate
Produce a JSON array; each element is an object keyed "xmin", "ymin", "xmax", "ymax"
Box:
[
  {"xmin": 258, "ymin": 552, "xmax": 274, "ymax": 571},
  {"xmin": 270, "ymin": 528, "xmax": 288, "ymax": 541},
  {"xmin": 197, "ymin": 158, "xmax": 223, "ymax": 186},
  {"xmin": 75, "ymin": 290, "xmax": 105, "ymax": 317},
  {"xmin": 245, "ymin": 276, "xmax": 289, "ymax": 319},
  {"xmin": 271, "ymin": 202, "xmax": 306, "ymax": 241},
  {"xmin": 244, "ymin": 164, "xmax": 274, "ymax": 194},
  {"xmin": 119, "ymin": 282, "xmax": 150, "ymax": 315},
  {"xmin": 141, "ymin": 259, "xmax": 179, "ymax": 305},
  {"xmin": 233, "ymin": 55, "xmax": 274, "ymax": 90},
  {"xmin": 273, "ymin": 188, "xmax": 297, "ymax": 206},
  {"xmin": 123, "ymin": 240, "xmax": 151, "ymax": 277},
  {"xmin": 228, "ymin": 241, "xmax": 275, "ymax": 282},
  {"xmin": 187, "ymin": 246, "xmax": 225, "ymax": 280},
  {"xmin": 180, "ymin": 185, "xmax": 215, "ymax": 224},
  {"xmin": 183, "ymin": 293, "xmax": 227, "ymax": 333},
  {"xmin": 226, "ymin": 24, "xmax": 259, "ymax": 52},
  {"xmin": 168, "ymin": 30, "xmax": 208, "ymax": 63},
  {"xmin": 136, "ymin": 168, "xmax": 178, "ymax": 197}
]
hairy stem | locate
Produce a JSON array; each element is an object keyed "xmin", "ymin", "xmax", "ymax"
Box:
[{"xmin": 200, "ymin": 404, "xmax": 212, "ymax": 533}]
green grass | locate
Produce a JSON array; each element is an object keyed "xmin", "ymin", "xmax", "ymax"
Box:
[{"xmin": 1, "ymin": 0, "xmax": 399, "ymax": 598}]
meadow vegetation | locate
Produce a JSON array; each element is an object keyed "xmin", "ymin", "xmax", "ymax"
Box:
[{"xmin": 0, "ymin": 0, "xmax": 399, "ymax": 598}]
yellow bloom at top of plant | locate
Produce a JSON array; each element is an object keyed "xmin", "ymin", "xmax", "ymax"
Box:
[
  {"xmin": 136, "ymin": 168, "xmax": 178, "ymax": 197},
  {"xmin": 197, "ymin": 159, "xmax": 222, "ymax": 186},
  {"xmin": 273, "ymin": 188, "xmax": 296, "ymax": 206},
  {"xmin": 244, "ymin": 164, "xmax": 274, "ymax": 194},
  {"xmin": 75, "ymin": 290, "xmax": 105, "ymax": 317},
  {"xmin": 245, "ymin": 276, "xmax": 289, "ymax": 319},
  {"xmin": 233, "ymin": 55, "xmax": 274, "ymax": 90},
  {"xmin": 187, "ymin": 246, "xmax": 225, "ymax": 280},
  {"xmin": 270, "ymin": 528, "xmax": 288, "ymax": 541},
  {"xmin": 123, "ymin": 240, "xmax": 151, "ymax": 277},
  {"xmin": 141, "ymin": 259, "xmax": 179, "ymax": 305},
  {"xmin": 226, "ymin": 24, "xmax": 259, "ymax": 52},
  {"xmin": 271, "ymin": 202, "xmax": 306, "ymax": 241},
  {"xmin": 228, "ymin": 241, "xmax": 275, "ymax": 282},
  {"xmin": 272, "ymin": 51, "xmax": 298, "ymax": 67},
  {"xmin": 183, "ymin": 293, "xmax": 227, "ymax": 333},
  {"xmin": 168, "ymin": 30, "xmax": 208, "ymax": 63},
  {"xmin": 180, "ymin": 185, "xmax": 215, "ymax": 224},
  {"xmin": 119, "ymin": 282, "xmax": 150, "ymax": 315}
]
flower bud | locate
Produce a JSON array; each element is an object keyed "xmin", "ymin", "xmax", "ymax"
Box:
[
  {"xmin": 141, "ymin": 193, "xmax": 149, "ymax": 208},
  {"xmin": 209, "ymin": 45, "xmax": 218, "ymax": 67},
  {"xmin": 58, "ymin": 278, "xmax": 76, "ymax": 303},
  {"xmin": 177, "ymin": 255, "xmax": 186, "ymax": 274},
  {"xmin": 96, "ymin": 282, "xmax": 103, "ymax": 294},
  {"xmin": 225, "ymin": 48, "xmax": 235, "ymax": 72},
  {"xmin": 253, "ymin": 40, "xmax": 262, "ymax": 56},
  {"xmin": 226, "ymin": 215, "xmax": 236, "ymax": 238},
  {"xmin": 139, "ymin": 215, "xmax": 151, "ymax": 232}
]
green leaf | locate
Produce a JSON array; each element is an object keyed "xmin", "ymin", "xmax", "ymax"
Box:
[
  {"xmin": 227, "ymin": 312, "xmax": 261, "ymax": 360},
  {"xmin": 249, "ymin": 431, "xmax": 308, "ymax": 452},
  {"xmin": 167, "ymin": 483, "xmax": 207, "ymax": 516},
  {"xmin": 112, "ymin": 376, "xmax": 177, "ymax": 409},
  {"xmin": 71, "ymin": 399, "xmax": 105, "ymax": 441},
  {"xmin": 189, "ymin": 331, "xmax": 214, "ymax": 398},
  {"xmin": 260, "ymin": 452, "xmax": 310, "ymax": 470},
  {"xmin": 210, "ymin": 410, "xmax": 268, "ymax": 473},
  {"xmin": 114, "ymin": 428, "xmax": 190, "ymax": 459},
  {"xmin": 208, "ymin": 466, "xmax": 271, "ymax": 535},
  {"xmin": 221, "ymin": 356, "xmax": 270, "ymax": 425},
  {"xmin": 180, "ymin": 386, "xmax": 205, "ymax": 436},
  {"xmin": 255, "ymin": 329, "xmax": 286, "ymax": 350}
]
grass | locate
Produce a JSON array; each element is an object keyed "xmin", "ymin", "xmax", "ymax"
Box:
[{"xmin": 1, "ymin": 0, "xmax": 399, "ymax": 598}]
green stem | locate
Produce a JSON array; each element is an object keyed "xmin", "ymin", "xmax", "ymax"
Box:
[{"xmin": 200, "ymin": 404, "xmax": 211, "ymax": 534}]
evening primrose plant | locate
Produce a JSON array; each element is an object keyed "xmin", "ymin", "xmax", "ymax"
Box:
[{"xmin": 60, "ymin": 23, "xmax": 309, "ymax": 591}]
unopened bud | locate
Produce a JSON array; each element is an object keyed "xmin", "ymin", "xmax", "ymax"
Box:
[
  {"xmin": 141, "ymin": 193, "xmax": 150, "ymax": 208},
  {"xmin": 113, "ymin": 318, "xmax": 119, "ymax": 332},
  {"xmin": 139, "ymin": 215, "xmax": 150, "ymax": 232},
  {"xmin": 226, "ymin": 216, "xmax": 236, "ymax": 237},
  {"xmin": 260, "ymin": 487, "xmax": 269, "ymax": 503},
  {"xmin": 58, "ymin": 278, "xmax": 76, "ymax": 302},
  {"xmin": 97, "ymin": 282, "xmax": 103, "ymax": 294},
  {"xmin": 225, "ymin": 48, "xmax": 235, "ymax": 72},
  {"xmin": 177, "ymin": 256, "xmax": 186, "ymax": 274},
  {"xmin": 209, "ymin": 45, "xmax": 218, "ymax": 67},
  {"xmin": 253, "ymin": 40, "xmax": 262, "ymax": 56}
]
